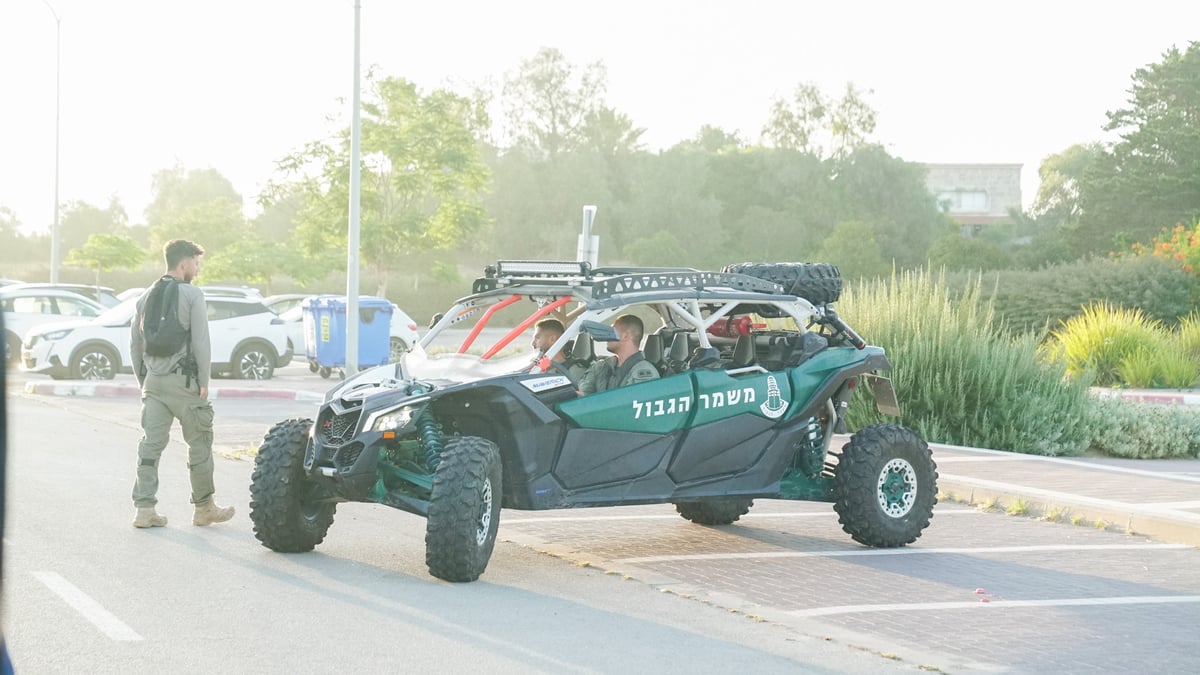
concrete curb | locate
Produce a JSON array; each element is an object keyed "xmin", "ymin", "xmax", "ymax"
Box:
[
  {"xmin": 938, "ymin": 474, "xmax": 1200, "ymax": 547},
  {"xmin": 22, "ymin": 380, "xmax": 324, "ymax": 402},
  {"xmin": 1092, "ymin": 388, "xmax": 1200, "ymax": 406}
]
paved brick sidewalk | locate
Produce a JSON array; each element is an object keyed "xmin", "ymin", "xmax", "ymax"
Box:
[{"xmin": 928, "ymin": 441, "xmax": 1200, "ymax": 546}]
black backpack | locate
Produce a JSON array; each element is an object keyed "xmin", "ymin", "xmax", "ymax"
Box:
[{"xmin": 140, "ymin": 276, "xmax": 190, "ymax": 357}]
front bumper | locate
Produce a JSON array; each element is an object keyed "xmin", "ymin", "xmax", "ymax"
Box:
[{"xmin": 20, "ymin": 342, "xmax": 68, "ymax": 378}]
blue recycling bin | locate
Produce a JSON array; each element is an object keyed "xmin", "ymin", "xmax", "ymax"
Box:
[{"xmin": 303, "ymin": 296, "xmax": 394, "ymax": 374}]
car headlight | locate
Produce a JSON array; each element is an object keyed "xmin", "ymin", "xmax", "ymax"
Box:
[
  {"xmin": 43, "ymin": 328, "xmax": 73, "ymax": 340},
  {"xmin": 370, "ymin": 404, "xmax": 423, "ymax": 432}
]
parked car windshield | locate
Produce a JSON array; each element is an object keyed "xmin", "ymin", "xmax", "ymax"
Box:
[{"xmin": 96, "ymin": 298, "xmax": 139, "ymax": 326}]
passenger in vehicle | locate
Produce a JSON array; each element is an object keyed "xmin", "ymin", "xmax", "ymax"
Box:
[
  {"xmin": 578, "ymin": 314, "xmax": 660, "ymax": 395},
  {"xmin": 532, "ymin": 318, "xmax": 576, "ymax": 381}
]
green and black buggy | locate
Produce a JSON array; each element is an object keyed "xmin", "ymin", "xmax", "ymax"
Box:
[{"xmin": 249, "ymin": 261, "xmax": 938, "ymax": 582}]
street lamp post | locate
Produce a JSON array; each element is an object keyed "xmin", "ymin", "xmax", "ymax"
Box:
[
  {"xmin": 42, "ymin": 0, "xmax": 62, "ymax": 283},
  {"xmin": 345, "ymin": 0, "xmax": 362, "ymax": 376}
]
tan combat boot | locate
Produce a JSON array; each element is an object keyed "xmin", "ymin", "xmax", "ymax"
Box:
[
  {"xmin": 192, "ymin": 499, "xmax": 235, "ymax": 526},
  {"xmin": 133, "ymin": 507, "xmax": 167, "ymax": 528}
]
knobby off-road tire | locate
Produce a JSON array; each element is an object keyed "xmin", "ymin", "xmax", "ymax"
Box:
[
  {"xmin": 724, "ymin": 262, "xmax": 843, "ymax": 305},
  {"xmin": 832, "ymin": 423, "xmax": 937, "ymax": 547},
  {"xmin": 425, "ymin": 436, "xmax": 503, "ymax": 582},
  {"xmin": 673, "ymin": 498, "xmax": 754, "ymax": 525},
  {"xmin": 249, "ymin": 418, "xmax": 336, "ymax": 552}
]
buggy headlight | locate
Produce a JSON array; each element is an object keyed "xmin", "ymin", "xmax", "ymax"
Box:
[{"xmin": 369, "ymin": 403, "xmax": 425, "ymax": 432}]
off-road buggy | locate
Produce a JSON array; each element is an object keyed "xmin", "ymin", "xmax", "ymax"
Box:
[{"xmin": 249, "ymin": 261, "xmax": 937, "ymax": 582}]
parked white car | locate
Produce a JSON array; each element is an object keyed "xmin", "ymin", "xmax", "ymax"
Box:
[
  {"xmin": 278, "ymin": 297, "xmax": 421, "ymax": 369},
  {"xmin": 262, "ymin": 293, "xmax": 312, "ymax": 316},
  {"xmin": 3, "ymin": 282, "xmax": 121, "ymax": 307},
  {"xmin": 2, "ymin": 287, "xmax": 106, "ymax": 364},
  {"xmin": 21, "ymin": 295, "xmax": 293, "ymax": 380}
]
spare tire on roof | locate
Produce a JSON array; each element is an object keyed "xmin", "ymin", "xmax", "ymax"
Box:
[{"xmin": 722, "ymin": 262, "xmax": 842, "ymax": 305}]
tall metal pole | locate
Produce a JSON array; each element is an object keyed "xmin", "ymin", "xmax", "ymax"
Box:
[
  {"xmin": 345, "ymin": 0, "xmax": 362, "ymax": 376},
  {"xmin": 42, "ymin": 0, "xmax": 62, "ymax": 283}
]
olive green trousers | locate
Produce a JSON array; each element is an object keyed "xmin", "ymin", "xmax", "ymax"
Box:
[{"xmin": 131, "ymin": 372, "xmax": 215, "ymax": 508}]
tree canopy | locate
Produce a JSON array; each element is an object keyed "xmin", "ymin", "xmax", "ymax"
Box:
[
  {"xmin": 270, "ymin": 75, "xmax": 490, "ymax": 296},
  {"xmin": 1076, "ymin": 42, "xmax": 1200, "ymax": 254}
]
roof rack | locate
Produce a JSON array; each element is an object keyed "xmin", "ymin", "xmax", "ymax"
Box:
[{"xmin": 471, "ymin": 260, "xmax": 783, "ymax": 299}]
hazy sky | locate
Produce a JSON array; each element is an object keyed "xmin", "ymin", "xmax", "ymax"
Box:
[{"xmin": 2, "ymin": 0, "xmax": 1197, "ymax": 235}]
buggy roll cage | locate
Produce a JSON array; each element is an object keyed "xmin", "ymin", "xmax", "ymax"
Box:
[{"xmin": 419, "ymin": 260, "xmax": 828, "ymax": 372}]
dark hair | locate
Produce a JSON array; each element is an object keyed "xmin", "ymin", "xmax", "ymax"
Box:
[
  {"xmin": 613, "ymin": 314, "xmax": 645, "ymax": 344},
  {"xmin": 535, "ymin": 318, "xmax": 565, "ymax": 336},
  {"xmin": 163, "ymin": 239, "xmax": 205, "ymax": 270}
]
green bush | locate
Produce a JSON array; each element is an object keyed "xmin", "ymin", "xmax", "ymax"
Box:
[
  {"xmin": 1175, "ymin": 312, "xmax": 1200, "ymax": 359},
  {"xmin": 1045, "ymin": 303, "xmax": 1163, "ymax": 386},
  {"xmin": 842, "ymin": 269, "xmax": 1093, "ymax": 456},
  {"xmin": 1152, "ymin": 349, "xmax": 1200, "ymax": 388},
  {"xmin": 942, "ymin": 255, "xmax": 1196, "ymax": 336},
  {"xmin": 1087, "ymin": 397, "xmax": 1200, "ymax": 458}
]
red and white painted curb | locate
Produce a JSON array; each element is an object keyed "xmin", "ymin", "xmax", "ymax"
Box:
[{"xmin": 23, "ymin": 381, "xmax": 323, "ymax": 402}]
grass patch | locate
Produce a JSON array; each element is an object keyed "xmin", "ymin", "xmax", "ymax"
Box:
[{"xmin": 1005, "ymin": 499, "xmax": 1029, "ymax": 516}]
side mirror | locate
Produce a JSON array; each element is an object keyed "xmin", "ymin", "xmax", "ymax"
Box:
[{"xmin": 580, "ymin": 320, "xmax": 619, "ymax": 341}]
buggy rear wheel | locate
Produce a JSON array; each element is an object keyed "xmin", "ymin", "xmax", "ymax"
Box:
[
  {"xmin": 833, "ymin": 423, "xmax": 937, "ymax": 547},
  {"xmin": 425, "ymin": 436, "xmax": 503, "ymax": 582},
  {"xmin": 673, "ymin": 498, "xmax": 754, "ymax": 525}
]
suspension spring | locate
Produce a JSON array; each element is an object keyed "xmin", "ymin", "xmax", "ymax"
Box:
[
  {"xmin": 796, "ymin": 416, "xmax": 826, "ymax": 477},
  {"xmin": 417, "ymin": 410, "xmax": 443, "ymax": 471}
]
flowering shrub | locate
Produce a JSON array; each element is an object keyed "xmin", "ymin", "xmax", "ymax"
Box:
[{"xmin": 1121, "ymin": 219, "xmax": 1200, "ymax": 275}]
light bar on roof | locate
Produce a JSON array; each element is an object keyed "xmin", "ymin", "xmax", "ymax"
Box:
[{"xmin": 495, "ymin": 260, "xmax": 587, "ymax": 276}]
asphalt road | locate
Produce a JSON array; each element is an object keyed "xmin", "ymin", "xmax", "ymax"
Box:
[{"xmin": 4, "ymin": 366, "xmax": 1200, "ymax": 673}]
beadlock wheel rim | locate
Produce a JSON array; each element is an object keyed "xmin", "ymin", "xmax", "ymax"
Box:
[
  {"xmin": 877, "ymin": 457, "xmax": 917, "ymax": 518},
  {"xmin": 476, "ymin": 477, "xmax": 493, "ymax": 546}
]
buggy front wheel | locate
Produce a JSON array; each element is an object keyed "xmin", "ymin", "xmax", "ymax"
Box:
[{"xmin": 832, "ymin": 423, "xmax": 937, "ymax": 547}]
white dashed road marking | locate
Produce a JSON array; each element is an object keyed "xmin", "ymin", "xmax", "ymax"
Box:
[
  {"xmin": 32, "ymin": 571, "xmax": 143, "ymax": 641},
  {"xmin": 615, "ymin": 543, "xmax": 1192, "ymax": 564}
]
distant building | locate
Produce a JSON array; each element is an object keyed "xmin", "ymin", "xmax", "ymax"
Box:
[{"xmin": 923, "ymin": 163, "xmax": 1022, "ymax": 231}]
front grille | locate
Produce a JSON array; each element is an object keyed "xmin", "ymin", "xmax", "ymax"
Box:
[
  {"xmin": 318, "ymin": 408, "xmax": 362, "ymax": 446},
  {"xmin": 335, "ymin": 442, "xmax": 364, "ymax": 471}
]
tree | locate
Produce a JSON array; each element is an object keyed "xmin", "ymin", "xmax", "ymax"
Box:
[
  {"xmin": 762, "ymin": 82, "xmax": 876, "ymax": 159},
  {"xmin": 817, "ymin": 221, "xmax": 889, "ymax": 280},
  {"xmin": 927, "ymin": 233, "xmax": 1013, "ymax": 272},
  {"xmin": 501, "ymin": 47, "xmax": 607, "ymax": 159},
  {"xmin": 829, "ymin": 83, "xmax": 877, "ymax": 160},
  {"xmin": 144, "ymin": 166, "xmax": 245, "ymax": 251},
  {"xmin": 0, "ymin": 206, "xmax": 21, "ymax": 261},
  {"xmin": 1031, "ymin": 143, "xmax": 1102, "ymax": 226},
  {"xmin": 1078, "ymin": 42, "xmax": 1200, "ymax": 254},
  {"xmin": 674, "ymin": 126, "xmax": 746, "ymax": 154},
  {"xmin": 271, "ymin": 76, "xmax": 490, "ymax": 296},
  {"xmin": 59, "ymin": 197, "xmax": 128, "ymax": 254},
  {"xmin": 762, "ymin": 82, "xmax": 827, "ymax": 155},
  {"xmin": 828, "ymin": 145, "xmax": 954, "ymax": 267},
  {"xmin": 581, "ymin": 107, "xmax": 645, "ymax": 159},
  {"xmin": 63, "ymin": 233, "xmax": 146, "ymax": 286}
]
